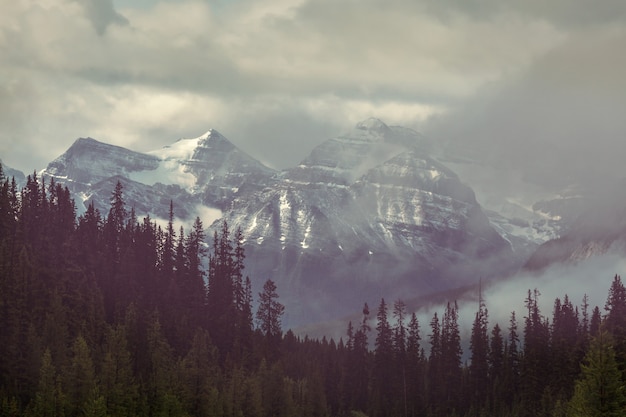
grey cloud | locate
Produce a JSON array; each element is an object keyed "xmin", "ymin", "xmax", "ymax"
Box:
[
  {"xmin": 225, "ymin": 106, "xmax": 338, "ymax": 169},
  {"xmin": 81, "ymin": 0, "xmax": 128, "ymax": 35},
  {"xmin": 0, "ymin": 78, "xmax": 47, "ymax": 172},
  {"xmin": 425, "ymin": 30, "xmax": 626, "ymax": 191},
  {"xmin": 2, "ymin": 0, "xmax": 623, "ymax": 178},
  {"xmin": 414, "ymin": 0, "xmax": 626, "ymax": 29}
]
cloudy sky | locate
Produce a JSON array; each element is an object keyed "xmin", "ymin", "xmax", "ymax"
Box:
[{"xmin": 1, "ymin": 0, "xmax": 625, "ymax": 181}]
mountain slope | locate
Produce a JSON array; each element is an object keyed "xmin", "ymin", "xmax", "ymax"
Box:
[
  {"xmin": 34, "ymin": 119, "xmax": 522, "ymax": 327},
  {"xmin": 42, "ymin": 130, "xmax": 277, "ymax": 219},
  {"xmin": 524, "ymin": 184, "xmax": 626, "ymax": 271},
  {"xmin": 0, "ymin": 160, "xmax": 26, "ymax": 188},
  {"xmin": 219, "ymin": 120, "xmax": 513, "ymax": 324}
]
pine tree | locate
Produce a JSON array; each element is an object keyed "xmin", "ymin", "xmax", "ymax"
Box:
[
  {"xmin": 101, "ymin": 324, "xmax": 138, "ymax": 417},
  {"xmin": 344, "ymin": 303, "xmax": 371, "ymax": 413},
  {"xmin": 184, "ymin": 216, "xmax": 207, "ymax": 328},
  {"xmin": 104, "ymin": 181, "xmax": 127, "ymax": 261},
  {"xmin": 590, "ymin": 306, "xmax": 602, "ymax": 337},
  {"xmin": 179, "ymin": 329, "xmax": 220, "ymax": 417},
  {"xmin": 162, "ymin": 201, "xmax": 176, "ymax": 277},
  {"xmin": 392, "ymin": 299, "xmax": 408, "ymax": 417},
  {"xmin": 580, "ymin": 294, "xmax": 590, "ymax": 341},
  {"xmin": 145, "ymin": 315, "xmax": 183, "ymax": 417},
  {"xmin": 30, "ymin": 348, "xmax": 64, "ymax": 417},
  {"xmin": 256, "ymin": 279, "xmax": 285, "ymax": 359},
  {"xmin": 568, "ymin": 331, "xmax": 626, "ymax": 417},
  {"xmin": 428, "ymin": 312, "xmax": 443, "ymax": 414},
  {"xmin": 550, "ymin": 295, "xmax": 580, "ymax": 401},
  {"xmin": 372, "ymin": 298, "xmax": 394, "ymax": 415},
  {"xmin": 441, "ymin": 301, "xmax": 462, "ymax": 415},
  {"xmin": 207, "ymin": 221, "xmax": 237, "ymax": 355},
  {"xmin": 65, "ymin": 335, "xmax": 98, "ymax": 417},
  {"xmin": 256, "ymin": 279, "xmax": 284, "ymax": 339},
  {"xmin": 469, "ymin": 292, "xmax": 490, "ymax": 410},
  {"xmin": 405, "ymin": 312, "xmax": 424, "ymax": 417},
  {"xmin": 520, "ymin": 289, "xmax": 549, "ymax": 417},
  {"xmin": 489, "ymin": 323, "xmax": 505, "ymax": 414},
  {"xmin": 604, "ymin": 274, "xmax": 626, "ymax": 379}
]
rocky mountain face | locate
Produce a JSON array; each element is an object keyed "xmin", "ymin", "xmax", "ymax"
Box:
[
  {"xmin": 524, "ymin": 182, "xmax": 626, "ymax": 271},
  {"xmin": 0, "ymin": 159, "xmax": 26, "ymax": 188},
  {"xmin": 42, "ymin": 130, "xmax": 276, "ymax": 220},
  {"xmin": 8, "ymin": 118, "xmax": 576, "ymax": 326},
  {"xmin": 220, "ymin": 120, "xmax": 515, "ymax": 323}
]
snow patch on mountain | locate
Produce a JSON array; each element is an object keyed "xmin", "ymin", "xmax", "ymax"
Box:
[
  {"xmin": 127, "ymin": 132, "xmax": 212, "ymax": 189},
  {"xmin": 149, "ymin": 134, "xmax": 206, "ymax": 161},
  {"xmin": 128, "ymin": 158, "xmax": 196, "ymax": 190}
]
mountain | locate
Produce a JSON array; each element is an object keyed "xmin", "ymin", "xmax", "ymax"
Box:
[
  {"xmin": 524, "ymin": 182, "xmax": 626, "ymax": 271},
  {"xmin": 42, "ymin": 130, "xmax": 276, "ymax": 220},
  {"xmin": 432, "ymin": 148, "xmax": 592, "ymax": 262},
  {"xmin": 34, "ymin": 118, "xmax": 533, "ymax": 326},
  {"xmin": 221, "ymin": 119, "xmax": 515, "ymax": 323},
  {"xmin": 0, "ymin": 160, "xmax": 26, "ymax": 188}
]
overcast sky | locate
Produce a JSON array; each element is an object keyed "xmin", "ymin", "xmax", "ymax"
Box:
[{"xmin": 1, "ymin": 0, "xmax": 625, "ymax": 180}]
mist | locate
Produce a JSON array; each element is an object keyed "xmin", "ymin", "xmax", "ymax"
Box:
[{"xmin": 424, "ymin": 29, "xmax": 626, "ymax": 196}]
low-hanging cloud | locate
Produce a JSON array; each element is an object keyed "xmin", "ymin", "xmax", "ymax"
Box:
[
  {"xmin": 425, "ymin": 29, "xmax": 626, "ymax": 193},
  {"xmin": 409, "ymin": 249, "xmax": 625, "ymax": 352}
]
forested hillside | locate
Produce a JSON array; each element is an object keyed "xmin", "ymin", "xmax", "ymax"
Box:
[{"xmin": 0, "ymin": 167, "xmax": 625, "ymax": 417}]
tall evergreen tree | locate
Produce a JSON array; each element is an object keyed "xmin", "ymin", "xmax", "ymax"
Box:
[
  {"xmin": 372, "ymin": 298, "xmax": 394, "ymax": 415},
  {"xmin": 162, "ymin": 200, "xmax": 176, "ymax": 277},
  {"xmin": 65, "ymin": 335, "xmax": 98, "ymax": 417},
  {"xmin": 550, "ymin": 295, "xmax": 580, "ymax": 401},
  {"xmin": 406, "ymin": 312, "xmax": 424, "ymax": 417},
  {"xmin": 441, "ymin": 301, "xmax": 462, "ymax": 415},
  {"xmin": 179, "ymin": 329, "xmax": 220, "ymax": 417},
  {"xmin": 469, "ymin": 292, "xmax": 490, "ymax": 410},
  {"xmin": 521, "ymin": 289, "xmax": 549, "ymax": 417},
  {"xmin": 428, "ymin": 311, "xmax": 442, "ymax": 414},
  {"xmin": 604, "ymin": 274, "xmax": 626, "ymax": 379},
  {"xmin": 184, "ymin": 216, "xmax": 207, "ymax": 328},
  {"xmin": 256, "ymin": 279, "xmax": 284, "ymax": 338},
  {"xmin": 207, "ymin": 221, "xmax": 237, "ymax": 355},
  {"xmin": 256, "ymin": 279, "xmax": 285, "ymax": 359},
  {"xmin": 590, "ymin": 306, "xmax": 602, "ymax": 337},
  {"xmin": 101, "ymin": 324, "xmax": 138, "ymax": 417},
  {"xmin": 568, "ymin": 331, "xmax": 626, "ymax": 417},
  {"xmin": 352, "ymin": 303, "xmax": 372, "ymax": 413},
  {"xmin": 489, "ymin": 323, "xmax": 505, "ymax": 414},
  {"xmin": 30, "ymin": 349, "xmax": 64, "ymax": 417}
]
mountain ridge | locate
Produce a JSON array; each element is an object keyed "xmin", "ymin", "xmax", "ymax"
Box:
[{"xmin": 2, "ymin": 119, "xmax": 571, "ymax": 326}]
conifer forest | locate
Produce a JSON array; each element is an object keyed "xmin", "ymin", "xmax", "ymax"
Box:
[{"xmin": 1, "ymin": 167, "xmax": 625, "ymax": 417}]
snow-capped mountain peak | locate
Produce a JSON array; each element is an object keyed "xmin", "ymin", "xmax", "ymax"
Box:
[
  {"xmin": 354, "ymin": 117, "xmax": 392, "ymax": 137},
  {"xmin": 43, "ymin": 137, "xmax": 160, "ymax": 187},
  {"xmin": 29, "ymin": 120, "xmax": 543, "ymax": 327},
  {"xmin": 149, "ymin": 129, "xmax": 226, "ymax": 161}
]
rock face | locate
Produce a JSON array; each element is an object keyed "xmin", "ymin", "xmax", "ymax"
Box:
[
  {"xmin": 524, "ymin": 183, "xmax": 626, "ymax": 271},
  {"xmin": 39, "ymin": 119, "xmax": 518, "ymax": 326},
  {"xmin": 218, "ymin": 119, "xmax": 514, "ymax": 324},
  {"xmin": 0, "ymin": 160, "xmax": 26, "ymax": 188},
  {"xmin": 45, "ymin": 138, "xmax": 161, "ymax": 188},
  {"xmin": 43, "ymin": 130, "xmax": 276, "ymax": 220}
]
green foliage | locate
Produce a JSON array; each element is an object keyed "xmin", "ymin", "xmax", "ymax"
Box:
[
  {"xmin": 567, "ymin": 331, "xmax": 626, "ymax": 417},
  {"xmin": 101, "ymin": 324, "xmax": 138, "ymax": 417},
  {"xmin": 65, "ymin": 335, "xmax": 98, "ymax": 417}
]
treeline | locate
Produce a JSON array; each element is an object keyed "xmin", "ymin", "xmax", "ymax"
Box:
[{"xmin": 0, "ymin": 167, "xmax": 625, "ymax": 417}]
